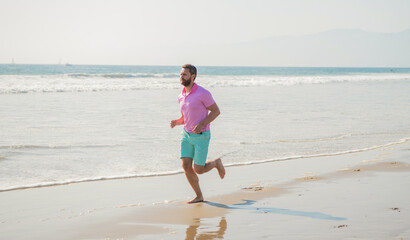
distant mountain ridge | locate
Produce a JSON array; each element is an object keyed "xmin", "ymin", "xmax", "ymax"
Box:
[
  {"xmin": 131, "ymin": 28, "xmax": 410, "ymax": 67},
  {"xmin": 220, "ymin": 28, "xmax": 410, "ymax": 67}
]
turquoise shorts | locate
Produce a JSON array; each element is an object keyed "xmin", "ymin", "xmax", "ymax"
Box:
[{"xmin": 180, "ymin": 129, "xmax": 211, "ymax": 166}]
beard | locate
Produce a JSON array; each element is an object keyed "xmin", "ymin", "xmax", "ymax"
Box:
[{"xmin": 181, "ymin": 78, "xmax": 192, "ymax": 87}]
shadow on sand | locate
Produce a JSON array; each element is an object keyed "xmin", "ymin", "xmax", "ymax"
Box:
[{"xmin": 204, "ymin": 199, "xmax": 347, "ymax": 221}]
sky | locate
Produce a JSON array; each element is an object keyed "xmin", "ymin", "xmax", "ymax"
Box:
[{"xmin": 1, "ymin": 0, "xmax": 409, "ymax": 66}]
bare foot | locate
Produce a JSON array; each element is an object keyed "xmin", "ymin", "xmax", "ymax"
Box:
[
  {"xmin": 215, "ymin": 158, "xmax": 225, "ymax": 179},
  {"xmin": 187, "ymin": 196, "xmax": 204, "ymax": 204}
]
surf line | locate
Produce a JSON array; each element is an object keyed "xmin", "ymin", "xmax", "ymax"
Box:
[
  {"xmin": 1, "ymin": 138, "xmax": 408, "ymax": 193},
  {"xmin": 0, "ymin": 170, "xmax": 185, "ymax": 193},
  {"xmin": 225, "ymin": 137, "xmax": 410, "ymax": 168}
]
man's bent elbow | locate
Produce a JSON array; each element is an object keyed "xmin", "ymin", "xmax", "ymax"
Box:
[{"xmin": 213, "ymin": 107, "xmax": 220, "ymax": 117}]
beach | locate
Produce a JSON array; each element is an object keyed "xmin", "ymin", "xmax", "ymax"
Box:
[
  {"xmin": 2, "ymin": 0, "xmax": 410, "ymax": 237},
  {"xmin": 1, "ymin": 65, "xmax": 410, "ymax": 239},
  {"xmin": 1, "ymin": 139, "xmax": 409, "ymax": 239}
]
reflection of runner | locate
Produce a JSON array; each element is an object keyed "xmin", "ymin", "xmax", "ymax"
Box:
[
  {"xmin": 170, "ymin": 64, "xmax": 225, "ymax": 204},
  {"xmin": 185, "ymin": 217, "xmax": 227, "ymax": 240}
]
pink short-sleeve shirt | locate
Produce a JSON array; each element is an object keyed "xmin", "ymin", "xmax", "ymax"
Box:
[{"xmin": 178, "ymin": 83, "xmax": 215, "ymax": 133}]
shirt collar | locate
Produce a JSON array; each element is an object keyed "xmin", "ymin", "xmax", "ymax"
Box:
[{"xmin": 182, "ymin": 83, "xmax": 198, "ymax": 96}]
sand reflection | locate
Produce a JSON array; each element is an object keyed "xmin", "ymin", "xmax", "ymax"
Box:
[{"xmin": 185, "ymin": 217, "xmax": 227, "ymax": 240}]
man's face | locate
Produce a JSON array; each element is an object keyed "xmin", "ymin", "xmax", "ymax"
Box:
[{"xmin": 180, "ymin": 68, "xmax": 194, "ymax": 87}]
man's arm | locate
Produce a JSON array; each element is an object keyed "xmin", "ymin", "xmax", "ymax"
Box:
[
  {"xmin": 192, "ymin": 103, "xmax": 220, "ymax": 134},
  {"xmin": 170, "ymin": 113, "xmax": 184, "ymax": 128}
]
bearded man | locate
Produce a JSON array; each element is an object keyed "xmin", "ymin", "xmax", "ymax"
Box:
[{"xmin": 170, "ymin": 64, "xmax": 225, "ymax": 204}]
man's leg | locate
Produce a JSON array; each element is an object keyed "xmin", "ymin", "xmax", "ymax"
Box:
[
  {"xmin": 191, "ymin": 132, "xmax": 225, "ymax": 178},
  {"xmin": 181, "ymin": 157, "xmax": 204, "ymax": 203},
  {"xmin": 194, "ymin": 158, "xmax": 225, "ymax": 179}
]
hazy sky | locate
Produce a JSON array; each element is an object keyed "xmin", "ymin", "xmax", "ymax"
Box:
[{"xmin": 1, "ymin": 0, "xmax": 409, "ymax": 66}]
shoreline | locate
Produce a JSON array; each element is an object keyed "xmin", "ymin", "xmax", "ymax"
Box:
[
  {"xmin": 1, "ymin": 141, "xmax": 409, "ymax": 239},
  {"xmin": 2, "ymin": 137, "xmax": 409, "ymax": 193}
]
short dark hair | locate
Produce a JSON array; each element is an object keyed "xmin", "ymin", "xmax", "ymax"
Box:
[{"xmin": 182, "ymin": 64, "xmax": 197, "ymax": 80}]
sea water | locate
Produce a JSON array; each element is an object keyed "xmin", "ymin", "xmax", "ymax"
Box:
[{"xmin": 1, "ymin": 64, "xmax": 409, "ymax": 191}]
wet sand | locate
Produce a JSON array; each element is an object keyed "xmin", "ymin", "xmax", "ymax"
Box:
[{"xmin": 1, "ymin": 142, "xmax": 409, "ymax": 240}]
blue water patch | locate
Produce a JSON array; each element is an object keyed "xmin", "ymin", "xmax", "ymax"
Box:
[
  {"xmin": 0, "ymin": 64, "xmax": 181, "ymax": 75},
  {"xmin": 1, "ymin": 64, "xmax": 410, "ymax": 76},
  {"xmin": 205, "ymin": 200, "xmax": 347, "ymax": 221}
]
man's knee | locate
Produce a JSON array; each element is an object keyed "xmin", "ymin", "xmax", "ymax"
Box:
[
  {"xmin": 194, "ymin": 165, "xmax": 205, "ymax": 174},
  {"xmin": 181, "ymin": 158, "xmax": 193, "ymax": 171}
]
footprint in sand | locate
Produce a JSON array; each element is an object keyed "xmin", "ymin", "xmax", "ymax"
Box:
[
  {"xmin": 242, "ymin": 186, "xmax": 264, "ymax": 191},
  {"xmin": 334, "ymin": 224, "xmax": 348, "ymax": 228}
]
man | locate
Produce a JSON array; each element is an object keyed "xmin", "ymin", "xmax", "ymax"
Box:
[{"xmin": 170, "ymin": 64, "xmax": 225, "ymax": 204}]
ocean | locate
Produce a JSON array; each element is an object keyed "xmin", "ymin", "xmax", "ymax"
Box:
[{"xmin": 1, "ymin": 64, "xmax": 410, "ymax": 192}]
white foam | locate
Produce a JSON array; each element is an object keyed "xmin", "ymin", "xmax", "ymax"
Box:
[
  {"xmin": 278, "ymin": 134, "xmax": 352, "ymax": 143},
  {"xmin": 0, "ymin": 144, "xmax": 120, "ymax": 150},
  {"xmin": 1, "ymin": 137, "xmax": 408, "ymax": 192},
  {"xmin": 0, "ymin": 73, "xmax": 409, "ymax": 94},
  {"xmin": 0, "ymin": 169, "xmax": 185, "ymax": 192},
  {"xmin": 225, "ymin": 137, "xmax": 410, "ymax": 167}
]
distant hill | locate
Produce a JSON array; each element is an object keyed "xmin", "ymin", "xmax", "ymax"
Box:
[
  {"xmin": 204, "ymin": 28, "xmax": 410, "ymax": 67},
  {"xmin": 131, "ymin": 28, "xmax": 410, "ymax": 67}
]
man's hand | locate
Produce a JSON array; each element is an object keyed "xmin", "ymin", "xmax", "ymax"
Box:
[
  {"xmin": 170, "ymin": 116, "xmax": 184, "ymax": 128},
  {"xmin": 192, "ymin": 122, "xmax": 205, "ymax": 134},
  {"xmin": 170, "ymin": 120, "xmax": 177, "ymax": 128}
]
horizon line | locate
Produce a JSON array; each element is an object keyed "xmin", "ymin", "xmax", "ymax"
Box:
[{"xmin": 1, "ymin": 63, "xmax": 410, "ymax": 69}]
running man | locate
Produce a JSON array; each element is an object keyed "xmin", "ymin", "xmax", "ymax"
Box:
[{"xmin": 170, "ymin": 64, "xmax": 225, "ymax": 204}]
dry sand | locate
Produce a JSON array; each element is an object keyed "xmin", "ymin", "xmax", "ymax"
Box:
[{"xmin": 1, "ymin": 141, "xmax": 409, "ymax": 240}]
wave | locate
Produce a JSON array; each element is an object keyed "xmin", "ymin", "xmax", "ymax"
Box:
[
  {"xmin": 0, "ymin": 144, "xmax": 120, "ymax": 150},
  {"xmin": 0, "ymin": 169, "xmax": 185, "ymax": 192},
  {"xmin": 225, "ymin": 137, "xmax": 410, "ymax": 167},
  {"xmin": 1, "ymin": 137, "xmax": 408, "ymax": 192},
  {"xmin": 278, "ymin": 134, "xmax": 352, "ymax": 143},
  {"xmin": 0, "ymin": 73, "xmax": 409, "ymax": 94},
  {"xmin": 67, "ymin": 73, "xmax": 180, "ymax": 79},
  {"xmin": 239, "ymin": 134, "xmax": 352, "ymax": 145}
]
